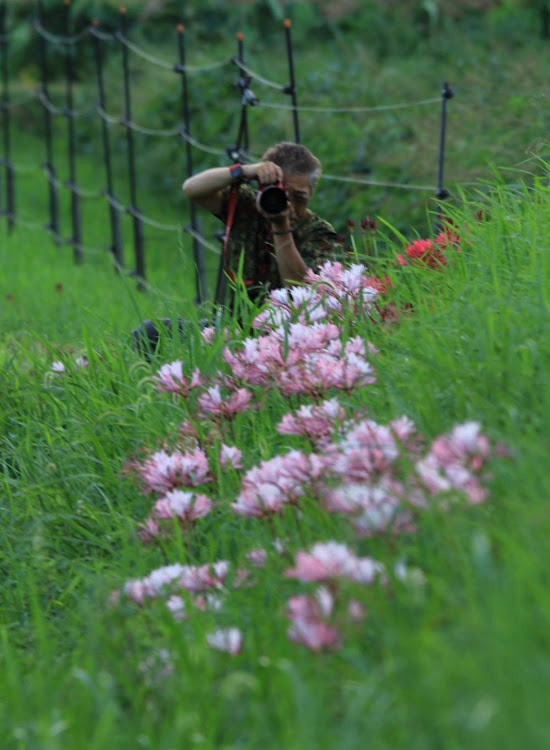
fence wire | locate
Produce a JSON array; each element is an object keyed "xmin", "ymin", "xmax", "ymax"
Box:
[
  {"xmin": 257, "ymin": 97, "xmax": 441, "ymax": 114},
  {"xmin": 33, "ymin": 20, "xmax": 89, "ymax": 47},
  {"xmin": 322, "ymin": 174, "xmax": 437, "ymax": 192},
  {"xmin": 118, "ymin": 33, "xmax": 231, "ymax": 73}
]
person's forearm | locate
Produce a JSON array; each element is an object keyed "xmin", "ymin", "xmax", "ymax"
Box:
[
  {"xmin": 271, "ymin": 220, "xmax": 308, "ymax": 286},
  {"xmin": 182, "ymin": 167, "xmax": 235, "ymax": 200},
  {"xmin": 182, "ymin": 164, "xmax": 261, "ymax": 200}
]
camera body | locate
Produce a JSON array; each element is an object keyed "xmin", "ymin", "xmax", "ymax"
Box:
[{"xmin": 257, "ymin": 182, "xmax": 288, "ymax": 215}]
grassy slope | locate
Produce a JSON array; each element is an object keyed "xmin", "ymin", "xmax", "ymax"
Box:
[{"xmin": 1, "ymin": 169, "xmax": 550, "ymax": 748}]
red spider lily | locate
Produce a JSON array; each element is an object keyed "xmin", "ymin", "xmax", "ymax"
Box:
[{"xmin": 405, "ymin": 239, "xmax": 448, "ymax": 269}]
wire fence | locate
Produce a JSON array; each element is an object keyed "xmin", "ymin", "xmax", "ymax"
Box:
[{"xmin": 0, "ymin": 1, "xmax": 454, "ymax": 303}]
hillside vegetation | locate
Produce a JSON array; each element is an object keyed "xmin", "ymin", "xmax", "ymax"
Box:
[{"xmin": 1, "ymin": 6, "xmax": 550, "ymax": 749}]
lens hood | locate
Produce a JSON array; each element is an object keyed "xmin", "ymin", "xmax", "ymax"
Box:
[{"xmin": 258, "ymin": 182, "xmax": 288, "ymax": 215}]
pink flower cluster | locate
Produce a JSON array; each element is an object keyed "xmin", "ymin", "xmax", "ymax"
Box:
[
  {"xmin": 237, "ymin": 404, "xmax": 493, "ymax": 537},
  {"xmin": 284, "ymin": 542, "xmax": 381, "ymax": 652},
  {"xmin": 223, "ymin": 323, "xmax": 376, "ymax": 398},
  {"xmin": 285, "ymin": 541, "xmax": 385, "ymax": 584},
  {"xmin": 320, "ymin": 417, "xmax": 492, "ymax": 534},
  {"xmin": 153, "ymin": 361, "xmax": 202, "ymax": 396},
  {"xmin": 324, "ymin": 483, "xmax": 415, "ymax": 537},
  {"xmin": 117, "ymin": 254, "xmax": 500, "ymax": 660},
  {"xmin": 133, "ymin": 448, "xmax": 211, "ymax": 493},
  {"xmin": 197, "ymin": 384, "xmax": 254, "ymax": 420},
  {"xmin": 231, "ymin": 449, "xmax": 326, "ymax": 517},
  {"xmin": 416, "ymin": 421, "xmax": 491, "ymax": 505},
  {"xmin": 206, "ymin": 627, "xmax": 243, "ymax": 655},
  {"xmin": 286, "ymin": 587, "xmax": 367, "ymax": 651},
  {"xmin": 123, "ymin": 560, "xmax": 231, "ymax": 606},
  {"xmin": 252, "ymin": 261, "xmax": 381, "ymax": 331},
  {"xmin": 138, "ymin": 489, "xmax": 213, "ymax": 542},
  {"xmin": 219, "ymin": 444, "xmax": 243, "ymax": 470},
  {"xmin": 277, "ymin": 397, "xmax": 346, "ymax": 445},
  {"xmin": 286, "ymin": 587, "xmax": 340, "ymax": 652},
  {"xmin": 305, "ymin": 260, "xmax": 382, "ymax": 307}
]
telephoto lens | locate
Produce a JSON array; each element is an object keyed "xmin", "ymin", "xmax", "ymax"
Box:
[{"xmin": 258, "ymin": 183, "xmax": 288, "ymax": 215}]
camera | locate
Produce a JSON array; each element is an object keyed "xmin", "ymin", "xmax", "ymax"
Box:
[{"xmin": 257, "ymin": 182, "xmax": 288, "ymax": 215}]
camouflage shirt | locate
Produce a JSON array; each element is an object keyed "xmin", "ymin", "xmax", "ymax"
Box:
[{"xmin": 217, "ymin": 183, "xmax": 341, "ymax": 303}]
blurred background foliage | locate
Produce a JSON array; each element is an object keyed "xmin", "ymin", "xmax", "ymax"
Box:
[
  {"xmin": 4, "ymin": 0, "xmax": 550, "ymax": 242},
  {"xmin": 10, "ymin": 1, "xmax": 550, "ymax": 54}
]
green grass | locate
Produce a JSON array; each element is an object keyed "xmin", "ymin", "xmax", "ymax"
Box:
[
  {"xmin": 2, "ymin": 166, "xmax": 550, "ymax": 748},
  {"xmin": 3, "ymin": 10, "xmax": 550, "ymax": 748}
]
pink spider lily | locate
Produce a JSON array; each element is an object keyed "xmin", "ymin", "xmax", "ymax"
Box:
[
  {"xmin": 305, "ymin": 261, "xmax": 380, "ymax": 299},
  {"xmin": 123, "ymin": 563, "xmax": 188, "ymax": 605},
  {"xmin": 165, "ymin": 594, "xmax": 186, "ymax": 621},
  {"xmin": 231, "ymin": 450, "xmax": 326, "ymax": 517},
  {"xmin": 206, "ymin": 627, "xmax": 243, "ymax": 655},
  {"xmin": 122, "ymin": 560, "xmax": 232, "ymax": 606},
  {"xmin": 277, "ymin": 398, "xmax": 346, "ymax": 443},
  {"xmin": 197, "ymin": 385, "xmax": 254, "ymax": 420},
  {"xmin": 324, "ymin": 482, "xmax": 415, "ymax": 537},
  {"xmin": 246, "ymin": 548, "xmax": 268, "ymax": 568},
  {"xmin": 224, "ymin": 322, "xmax": 376, "ymax": 397},
  {"xmin": 138, "ymin": 491, "xmax": 213, "ymax": 539},
  {"xmin": 200, "ymin": 327, "xmax": 216, "ymax": 344},
  {"xmin": 287, "ymin": 618, "xmax": 340, "ymax": 652},
  {"xmin": 416, "ymin": 422, "xmax": 492, "ymax": 505},
  {"xmin": 219, "ymin": 444, "xmax": 243, "ymax": 470},
  {"xmin": 133, "ymin": 448, "xmax": 211, "ymax": 493},
  {"xmin": 252, "ymin": 261, "xmax": 382, "ymax": 332},
  {"xmin": 178, "ymin": 560, "xmax": 230, "ymax": 592},
  {"xmin": 286, "ymin": 587, "xmax": 340, "ymax": 654},
  {"xmin": 137, "ymin": 517, "xmax": 161, "ymax": 543},
  {"xmin": 287, "ymin": 587, "xmax": 334, "ymax": 623},
  {"xmin": 285, "ymin": 541, "xmax": 385, "ymax": 584},
  {"xmin": 324, "ymin": 418, "xmax": 401, "ymax": 483},
  {"xmin": 153, "ymin": 361, "xmax": 202, "ymax": 396}
]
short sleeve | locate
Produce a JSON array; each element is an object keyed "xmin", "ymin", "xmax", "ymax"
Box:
[{"xmin": 297, "ymin": 219, "xmax": 343, "ymax": 270}]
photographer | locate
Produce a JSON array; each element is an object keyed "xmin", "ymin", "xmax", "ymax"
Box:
[
  {"xmin": 182, "ymin": 141, "xmax": 340, "ymax": 303},
  {"xmin": 133, "ymin": 142, "xmax": 340, "ymax": 355}
]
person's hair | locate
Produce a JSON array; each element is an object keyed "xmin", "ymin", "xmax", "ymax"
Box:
[{"xmin": 261, "ymin": 142, "xmax": 322, "ymax": 191}]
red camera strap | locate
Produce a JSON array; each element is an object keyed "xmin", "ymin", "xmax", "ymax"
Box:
[
  {"xmin": 222, "ymin": 184, "xmax": 239, "ymax": 282},
  {"xmin": 222, "ymin": 183, "xmax": 253, "ymax": 286}
]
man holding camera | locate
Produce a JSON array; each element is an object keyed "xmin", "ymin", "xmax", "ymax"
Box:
[
  {"xmin": 133, "ymin": 142, "xmax": 339, "ymax": 355},
  {"xmin": 182, "ymin": 141, "xmax": 340, "ymax": 303}
]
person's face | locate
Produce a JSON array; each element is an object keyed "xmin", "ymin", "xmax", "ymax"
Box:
[{"xmin": 283, "ymin": 173, "xmax": 312, "ymax": 222}]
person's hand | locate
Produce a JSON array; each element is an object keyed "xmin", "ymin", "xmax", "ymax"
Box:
[{"xmin": 243, "ymin": 160, "xmax": 283, "ymax": 186}]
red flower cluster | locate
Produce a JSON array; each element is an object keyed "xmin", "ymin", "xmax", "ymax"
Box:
[{"xmin": 398, "ymin": 224, "xmax": 461, "ymax": 270}]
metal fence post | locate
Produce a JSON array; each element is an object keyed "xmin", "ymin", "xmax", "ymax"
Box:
[
  {"xmin": 0, "ymin": 0, "xmax": 15, "ymax": 233},
  {"xmin": 436, "ymin": 81, "xmax": 453, "ymax": 219},
  {"xmin": 37, "ymin": 0, "xmax": 60, "ymax": 245},
  {"xmin": 91, "ymin": 20, "xmax": 123, "ymax": 267},
  {"xmin": 118, "ymin": 6, "xmax": 146, "ymax": 286},
  {"xmin": 63, "ymin": 0, "xmax": 82, "ymax": 262},
  {"xmin": 177, "ymin": 23, "xmax": 207, "ymax": 304},
  {"xmin": 283, "ymin": 19, "xmax": 300, "ymax": 144}
]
